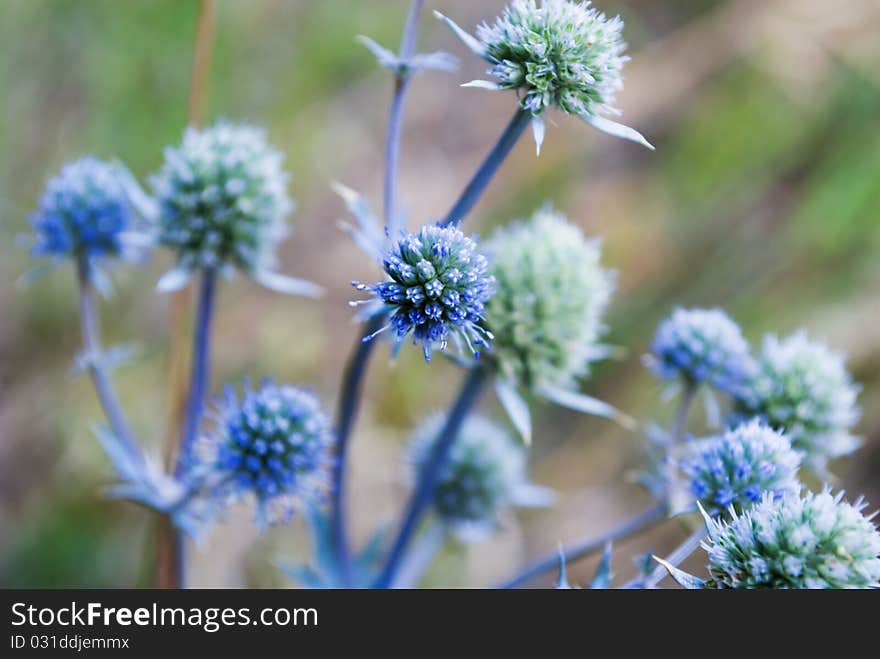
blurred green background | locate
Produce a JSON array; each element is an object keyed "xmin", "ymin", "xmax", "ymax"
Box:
[{"xmin": 1, "ymin": 0, "xmax": 878, "ymax": 587}]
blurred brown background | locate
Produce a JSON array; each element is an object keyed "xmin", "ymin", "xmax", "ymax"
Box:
[{"xmin": 1, "ymin": 0, "xmax": 878, "ymax": 587}]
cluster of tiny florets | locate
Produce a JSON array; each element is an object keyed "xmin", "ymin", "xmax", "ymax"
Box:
[
  {"xmin": 409, "ymin": 414, "xmax": 544, "ymax": 536},
  {"xmin": 731, "ymin": 332, "xmax": 860, "ymax": 473},
  {"xmin": 483, "ymin": 206, "xmax": 614, "ymax": 391},
  {"xmin": 680, "ymin": 419, "xmax": 801, "ymax": 517},
  {"xmin": 476, "ymin": 0, "xmax": 627, "ymax": 118},
  {"xmin": 356, "ymin": 224, "xmax": 495, "ymax": 361},
  {"xmin": 153, "ymin": 121, "xmax": 293, "ymax": 276},
  {"xmin": 198, "ymin": 381, "xmax": 333, "ymax": 523},
  {"xmin": 704, "ymin": 489, "xmax": 880, "ymax": 589},
  {"xmin": 649, "ymin": 307, "xmax": 752, "ymax": 395},
  {"xmin": 30, "ymin": 157, "xmax": 141, "ymax": 263}
]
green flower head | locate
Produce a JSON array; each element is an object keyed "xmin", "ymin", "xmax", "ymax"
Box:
[
  {"xmin": 703, "ymin": 489, "xmax": 880, "ymax": 589},
  {"xmin": 437, "ymin": 1, "xmax": 652, "ymax": 149},
  {"xmin": 731, "ymin": 332, "xmax": 860, "ymax": 476},
  {"xmin": 483, "ymin": 206, "xmax": 615, "ymax": 393},
  {"xmin": 152, "ymin": 121, "xmax": 319, "ymax": 296}
]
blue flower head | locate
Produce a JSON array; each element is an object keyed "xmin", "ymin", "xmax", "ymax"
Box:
[
  {"xmin": 195, "ymin": 380, "xmax": 334, "ymax": 524},
  {"xmin": 409, "ymin": 414, "xmax": 552, "ymax": 541},
  {"xmin": 730, "ymin": 332, "xmax": 861, "ymax": 476},
  {"xmin": 703, "ymin": 489, "xmax": 880, "ymax": 589},
  {"xmin": 680, "ymin": 419, "xmax": 801, "ymax": 517},
  {"xmin": 354, "ymin": 224, "xmax": 495, "ymax": 362},
  {"xmin": 648, "ymin": 307, "xmax": 752, "ymax": 396},
  {"xmin": 152, "ymin": 121, "xmax": 314, "ymax": 294},
  {"xmin": 29, "ymin": 157, "xmax": 148, "ymax": 265}
]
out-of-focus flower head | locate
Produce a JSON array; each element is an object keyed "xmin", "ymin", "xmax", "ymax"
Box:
[
  {"xmin": 191, "ymin": 380, "xmax": 334, "ymax": 525},
  {"xmin": 354, "ymin": 224, "xmax": 495, "ymax": 362},
  {"xmin": 483, "ymin": 206, "xmax": 620, "ymax": 422},
  {"xmin": 152, "ymin": 121, "xmax": 320, "ymax": 296},
  {"xmin": 647, "ymin": 307, "xmax": 752, "ymax": 396},
  {"xmin": 731, "ymin": 332, "xmax": 860, "ymax": 477},
  {"xmin": 680, "ymin": 419, "xmax": 801, "ymax": 517},
  {"xmin": 28, "ymin": 157, "xmax": 152, "ymax": 277},
  {"xmin": 408, "ymin": 413, "xmax": 552, "ymax": 541}
]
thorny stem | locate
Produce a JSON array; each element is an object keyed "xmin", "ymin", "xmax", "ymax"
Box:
[
  {"xmin": 498, "ymin": 502, "xmax": 668, "ymax": 589},
  {"xmin": 499, "ymin": 380, "xmax": 698, "ymax": 589},
  {"xmin": 373, "ymin": 366, "xmax": 489, "ymax": 588},
  {"xmin": 75, "ymin": 259, "xmax": 143, "ymax": 464},
  {"xmin": 641, "ymin": 527, "xmax": 706, "ymax": 589}
]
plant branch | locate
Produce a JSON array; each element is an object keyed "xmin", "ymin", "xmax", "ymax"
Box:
[
  {"xmin": 670, "ymin": 381, "xmax": 698, "ymax": 443},
  {"xmin": 330, "ymin": 0, "xmax": 425, "ymax": 586},
  {"xmin": 498, "ymin": 501, "xmax": 668, "ymax": 589},
  {"xmin": 373, "ymin": 365, "xmax": 489, "ymax": 588},
  {"xmin": 332, "ymin": 15, "xmax": 528, "ymax": 587},
  {"xmin": 391, "ymin": 518, "xmax": 446, "ymax": 588},
  {"xmin": 75, "ymin": 260, "xmax": 142, "ymax": 464},
  {"xmin": 440, "ymin": 107, "xmax": 531, "ymax": 228},
  {"xmin": 175, "ymin": 268, "xmax": 217, "ymax": 476},
  {"xmin": 384, "ymin": 0, "xmax": 424, "ymax": 238},
  {"xmin": 330, "ymin": 312, "xmax": 385, "ymax": 585}
]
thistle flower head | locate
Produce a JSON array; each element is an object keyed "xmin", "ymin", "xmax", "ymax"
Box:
[
  {"xmin": 704, "ymin": 489, "xmax": 880, "ymax": 589},
  {"xmin": 680, "ymin": 419, "xmax": 801, "ymax": 517},
  {"xmin": 153, "ymin": 121, "xmax": 292, "ymax": 281},
  {"xmin": 195, "ymin": 380, "xmax": 333, "ymax": 524},
  {"xmin": 478, "ymin": 0, "xmax": 624, "ymax": 116},
  {"xmin": 483, "ymin": 206, "xmax": 615, "ymax": 392},
  {"xmin": 409, "ymin": 414, "xmax": 551, "ymax": 540},
  {"xmin": 648, "ymin": 307, "xmax": 752, "ymax": 395},
  {"xmin": 437, "ymin": 1, "xmax": 651, "ymax": 149},
  {"xmin": 29, "ymin": 157, "xmax": 147, "ymax": 264},
  {"xmin": 354, "ymin": 224, "xmax": 495, "ymax": 362},
  {"xmin": 731, "ymin": 332, "xmax": 860, "ymax": 474}
]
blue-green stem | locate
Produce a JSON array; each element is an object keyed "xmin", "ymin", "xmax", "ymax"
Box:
[
  {"xmin": 499, "ymin": 380, "xmax": 694, "ymax": 588},
  {"xmin": 633, "ymin": 527, "xmax": 706, "ymax": 589},
  {"xmin": 440, "ymin": 107, "xmax": 531, "ymax": 228},
  {"xmin": 76, "ymin": 258, "xmax": 143, "ymax": 464},
  {"xmin": 331, "ymin": 312, "xmax": 385, "ymax": 585},
  {"xmin": 384, "ymin": 0, "xmax": 424, "ymax": 239},
  {"xmin": 168, "ymin": 268, "xmax": 217, "ymax": 590},
  {"xmin": 330, "ymin": 0, "xmax": 426, "ymax": 586},
  {"xmin": 374, "ymin": 365, "xmax": 489, "ymax": 588},
  {"xmin": 498, "ymin": 501, "xmax": 668, "ymax": 589},
  {"xmin": 671, "ymin": 381, "xmax": 698, "ymax": 444},
  {"xmin": 175, "ymin": 268, "xmax": 217, "ymax": 477},
  {"xmin": 384, "ymin": 80, "xmax": 408, "ymax": 239},
  {"xmin": 391, "ymin": 519, "xmax": 446, "ymax": 588}
]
